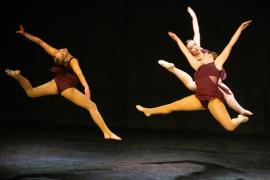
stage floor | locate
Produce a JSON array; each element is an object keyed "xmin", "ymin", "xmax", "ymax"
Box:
[{"xmin": 1, "ymin": 125, "xmax": 270, "ymax": 180}]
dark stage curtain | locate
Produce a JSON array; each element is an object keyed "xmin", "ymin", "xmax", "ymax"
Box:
[{"xmin": 2, "ymin": 0, "xmax": 269, "ymax": 135}]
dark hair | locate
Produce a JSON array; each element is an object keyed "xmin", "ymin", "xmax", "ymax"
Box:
[
  {"xmin": 209, "ymin": 51, "xmax": 218, "ymax": 59},
  {"xmin": 53, "ymin": 56, "xmax": 62, "ymax": 65}
]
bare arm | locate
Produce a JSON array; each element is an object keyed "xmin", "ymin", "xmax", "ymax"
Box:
[
  {"xmin": 16, "ymin": 25, "xmax": 58, "ymax": 57},
  {"xmin": 215, "ymin": 20, "xmax": 252, "ymax": 70},
  {"xmin": 168, "ymin": 32, "xmax": 201, "ymax": 70},
  {"xmin": 187, "ymin": 7, "xmax": 201, "ymax": 46},
  {"xmin": 70, "ymin": 59, "xmax": 91, "ymax": 99}
]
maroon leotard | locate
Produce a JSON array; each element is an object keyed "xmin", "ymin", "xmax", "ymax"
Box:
[
  {"xmin": 50, "ymin": 57, "xmax": 78, "ymax": 93},
  {"xmin": 194, "ymin": 62, "xmax": 228, "ymax": 107}
]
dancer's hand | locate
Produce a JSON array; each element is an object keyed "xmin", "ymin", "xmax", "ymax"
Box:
[
  {"xmin": 16, "ymin": 24, "xmax": 26, "ymax": 35},
  {"xmin": 187, "ymin": 6, "xmax": 196, "ymax": 17},
  {"xmin": 240, "ymin": 20, "xmax": 252, "ymax": 31},
  {"xmin": 84, "ymin": 87, "xmax": 91, "ymax": 99},
  {"xmin": 168, "ymin": 31, "xmax": 179, "ymax": 42}
]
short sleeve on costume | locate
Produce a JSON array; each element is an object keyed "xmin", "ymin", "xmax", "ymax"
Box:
[{"xmin": 220, "ymin": 69, "xmax": 227, "ymax": 81}]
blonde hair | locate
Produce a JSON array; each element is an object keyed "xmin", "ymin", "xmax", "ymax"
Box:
[{"xmin": 186, "ymin": 39, "xmax": 194, "ymax": 45}]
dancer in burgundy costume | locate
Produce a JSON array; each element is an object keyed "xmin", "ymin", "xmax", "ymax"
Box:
[
  {"xmin": 136, "ymin": 20, "xmax": 252, "ymax": 131},
  {"xmin": 158, "ymin": 6, "xmax": 252, "ymax": 116},
  {"xmin": 6, "ymin": 25, "xmax": 121, "ymax": 141}
]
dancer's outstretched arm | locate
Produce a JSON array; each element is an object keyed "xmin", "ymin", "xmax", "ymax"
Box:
[
  {"xmin": 168, "ymin": 32, "xmax": 201, "ymax": 70},
  {"xmin": 16, "ymin": 25, "xmax": 58, "ymax": 57},
  {"xmin": 187, "ymin": 6, "xmax": 201, "ymax": 46},
  {"xmin": 215, "ymin": 20, "xmax": 252, "ymax": 70},
  {"xmin": 69, "ymin": 59, "xmax": 91, "ymax": 99}
]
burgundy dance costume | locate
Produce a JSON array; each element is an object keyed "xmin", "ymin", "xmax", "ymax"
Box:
[
  {"xmin": 194, "ymin": 62, "xmax": 229, "ymax": 108},
  {"xmin": 50, "ymin": 57, "xmax": 78, "ymax": 93}
]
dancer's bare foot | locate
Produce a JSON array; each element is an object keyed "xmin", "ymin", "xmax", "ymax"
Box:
[
  {"xmin": 158, "ymin": 60, "xmax": 175, "ymax": 72},
  {"xmin": 104, "ymin": 132, "xmax": 122, "ymax": 141},
  {"xmin": 238, "ymin": 114, "xmax": 249, "ymax": 123},
  {"xmin": 5, "ymin": 69, "xmax": 21, "ymax": 77},
  {"xmin": 136, "ymin": 105, "xmax": 151, "ymax": 117},
  {"xmin": 240, "ymin": 109, "xmax": 253, "ymax": 116}
]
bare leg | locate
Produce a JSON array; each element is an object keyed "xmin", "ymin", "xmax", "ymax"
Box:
[
  {"xmin": 61, "ymin": 88, "xmax": 121, "ymax": 141},
  {"xmin": 208, "ymin": 98, "xmax": 249, "ymax": 131},
  {"xmin": 5, "ymin": 69, "xmax": 58, "ymax": 97},
  {"xmin": 158, "ymin": 60, "xmax": 196, "ymax": 91},
  {"xmin": 136, "ymin": 94, "xmax": 206, "ymax": 116},
  {"xmin": 218, "ymin": 83, "xmax": 253, "ymax": 116}
]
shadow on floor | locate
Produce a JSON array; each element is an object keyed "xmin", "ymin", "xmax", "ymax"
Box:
[{"xmin": 1, "ymin": 125, "xmax": 270, "ymax": 180}]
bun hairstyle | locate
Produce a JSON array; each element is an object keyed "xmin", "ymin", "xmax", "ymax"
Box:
[
  {"xmin": 53, "ymin": 56, "xmax": 62, "ymax": 65},
  {"xmin": 209, "ymin": 51, "xmax": 218, "ymax": 59}
]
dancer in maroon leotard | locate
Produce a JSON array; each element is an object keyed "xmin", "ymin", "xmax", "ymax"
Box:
[
  {"xmin": 158, "ymin": 6, "xmax": 252, "ymax": 116},
  {"xmin": 50, "ymin": 56, "xmax": 78, "ymax": 93},
  {"xmin": 5, "ymin": 25, "xmax": 121, "ymax": 141},
  {"xmin": 136, "ymin": 20, "xmax": 252, "ymax": 131}
]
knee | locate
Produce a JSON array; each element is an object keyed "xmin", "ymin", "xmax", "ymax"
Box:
[
  {"xmin": 88, "ymin": 101, "xmax": 97, "ymax": 111},
  {"xmin": 26, "ymin": 90, "xmax": 36, "ymax": 98},
  {"xmin": 186, "ymin": 82, "xmax": 196, "ymax": 91}
]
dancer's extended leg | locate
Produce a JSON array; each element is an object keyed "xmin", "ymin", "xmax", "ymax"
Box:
[
  {"xmin": 136, "ymin": 94, "xmax": 206, "ymax": 116},
  {"xmin": 218, "ymin": 83, "xmax": 253, "ymax": 116},
  {"xmin": 208, "ymin": 98, "xmax": 249, "ymax": 131},
  {"xmin": 158, "ymin": 60, "xmax": 196, "ymax": 91},
  {"xmin": 5, "ymin": 69, "xmax": 58, "ymax": 97},
  {"xmin": 61, "ymin": 88, "xmax": 121, "ymax": 141}
]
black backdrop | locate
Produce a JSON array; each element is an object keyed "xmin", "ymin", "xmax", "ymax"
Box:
[{"xmin": 1, "ymin": 0, "xmax": 269, "ymax": 135}]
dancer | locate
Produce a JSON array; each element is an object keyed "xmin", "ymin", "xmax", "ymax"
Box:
[
  {"xmin": 136, "ymin": 20, "xmax": 252, "ymax": 131},
  {"xmin": 158, "ymin": 7, "xmax": 252, "ymax": 116},
  {"xmin": 6, "ymin": 25, "xmax": 121, "ymax": 141}
]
